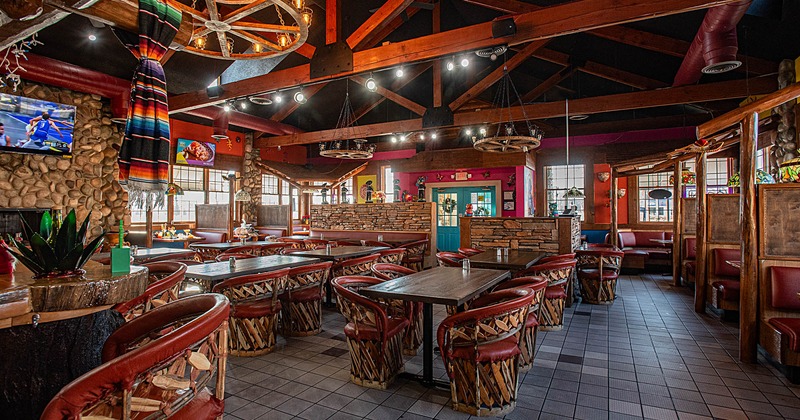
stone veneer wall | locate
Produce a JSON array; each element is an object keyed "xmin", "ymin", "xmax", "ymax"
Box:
[
  {"xmin": 310, "ymin": 202, "xmax": 434, "ymax": 232},
  {"xmin": 0, "ymin": 81, "xmax": 126, "ymax": 236},
  {"xmin": 240, "ymin": 133, "xmax": 260, "ymax": 223},
  {"xmin": 468, "ymin": 217, "xmax": 581, "ymax": 253}
]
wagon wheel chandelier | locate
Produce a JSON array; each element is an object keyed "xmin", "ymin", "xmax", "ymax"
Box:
[
  {"xmin": 183, "ymin": 0, "xmax": 311, "ymax": 60},
  {"xmin": 318, "ymin": 82, "xmax": 376, "ymax": 160},
  {"xmin": 472, "ymin": 65, "xmax": 543, "ymax": 153}
]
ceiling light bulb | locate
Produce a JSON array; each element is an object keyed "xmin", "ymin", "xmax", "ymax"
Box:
[
  {"xmin": 252, "ymin": 43, "xmax": 263, "ymax": 53},
  {"xmin": 277, "ymin": 33, "xmax": 289, "ymax": 48},
  {"xmin": 419, "ymin": 133, "xmax": 425, "ymax": 140},
  {"xmin": 88, "ymin": 34, "xmax": 97, "ymax": 41},
  {"xmin": 365, "ymin": 77, "xmax": 378, "ymax": 92},
  {"xmin": 446, "ymin": 61, "xmax": 455, "ymax": 71},
  {"xmin": 400, "ymin": 135, "xmax": 406, "ymax": 142},
  {"xmin": 292, "ymin": 0, "xmax": 304, "ymax": 9},
  {"xmin": 301, "ymin": 7, "xmax": 313, "ymax": 26},
  {"xmin": 395, "ymin": 67, "xmax": 404, "ymax": 78},
  {"xmin": 274, "ymin": 94, "xmax": 282, "ymax": 103},
  {"xmin": 194, "ymin": 35, "xmax": 207, "ymax": 50},
  {"xmin": 431, "ymin": 133, "xmax": 437, "ymax": 140},
  {"xmin": 391, "ymin": 136, "xmax": 397, "ymax": 143},
  {"xmin": 479, "ymin": 127, "xmax": 487, "ymax": 135},
  {"xmin": 240, "ymin": 101, "xmax": 247, "ymax": 110},
  {"xmin": 294, "ymin": 91, "xmax": 306, "ymax": 104},
  {"xmin": 461, "ymin": 57, "xmax": 470, "ymax": 67},
  {"xmin": 465, "ymin": 128, "xmax": 472, "ymax": 136},
  {"xmin": 223, "ymin": 103, "xmax": 231, "ymax": 112}
]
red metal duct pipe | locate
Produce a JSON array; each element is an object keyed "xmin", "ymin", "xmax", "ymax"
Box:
[
  {"xmin": 672, "ymin": 0, "xmax": 752, "ymax": 87},
  {"xmin": 16, "ymin": 53, "xmax": 131, "ymax": 118},
  {"xmin": 185, "ymin": 107, "xmax": 303, "ymax": 136}
]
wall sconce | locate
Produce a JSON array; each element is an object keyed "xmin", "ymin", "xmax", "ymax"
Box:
[
  {"xmin": 617, "ymin": 188, "xmax": 626, "ymax": 199},
  {"xmin": 596, "ymin": 172, "xmax": 610, "ymax": 183}
]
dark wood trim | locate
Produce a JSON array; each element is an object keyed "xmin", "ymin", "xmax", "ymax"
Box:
[
  {"xmin": 739, "ymin": 113, "xmax": 758, "ymax": 363},
  {"xmin": 694, "ymin": 152, "xmax": 708, "ymax": 313}
]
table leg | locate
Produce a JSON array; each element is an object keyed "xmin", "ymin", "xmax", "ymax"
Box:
[{"xmin": 423, "ymin": 302, "xmax": 433, "ymax": 386}]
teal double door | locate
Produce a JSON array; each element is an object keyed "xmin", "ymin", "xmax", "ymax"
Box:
[{"xmin": 432, "ymin": 186, "xmax": 496, "ymax": 252}]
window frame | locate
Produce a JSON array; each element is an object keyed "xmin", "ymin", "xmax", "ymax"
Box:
[{"xmin": 543, "ymin": 164, "xmax": 586, "ymax": 221}]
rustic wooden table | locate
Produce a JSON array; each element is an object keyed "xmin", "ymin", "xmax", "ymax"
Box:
[
  {"xmin": 184, "ymin": 255, "xmax": 320, "ymax": 290},
  {"xmin": 361, "ymin": 267, "xmax": 510, "ymax": 387},
  {"xmin": 93, "ymin": 247, "xmax": 196, "ymax": 264},
  {"xmin": 467, "ymin": 250, "xmax": 547, "ymax": 271},
  {"xmin": 291, "ymin": 246, "xmax": 388, "ymax": 304}
]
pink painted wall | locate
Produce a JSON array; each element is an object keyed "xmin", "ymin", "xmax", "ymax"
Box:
[{"xmin": 395, "ymin": 167, "xmax": 524, "ymax": 217}]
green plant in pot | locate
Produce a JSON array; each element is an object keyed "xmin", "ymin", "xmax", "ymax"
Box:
[{"xmin": 4, "ymin": 210, "xmax": 105, "ymax": 279}]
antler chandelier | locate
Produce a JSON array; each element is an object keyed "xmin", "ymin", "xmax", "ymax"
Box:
[
  {"xmin": 183, "ymin": 0, "xmax": 311, "ymax": 60},
  {"xmin": 318, "ymin": 84, "xmax": 376, "ymax": 159},
  {"xmin": 472, "ymin": 66, "xmax": 543, "ymax": 153}
]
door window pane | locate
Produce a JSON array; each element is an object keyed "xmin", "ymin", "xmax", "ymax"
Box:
[
  {"xmin": 470, "ymin": 191, "xmax": 493, "ymax": 216},
  {"xmin": 544, "ymin": 165, "xmax": 585, "ymax": 220},
  {"xmin": 437, "ymin": 192, "xmax": 459, "ymax": 227}
]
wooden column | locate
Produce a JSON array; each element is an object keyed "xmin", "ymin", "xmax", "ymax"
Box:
[
  {"xmin": 694, "ymin": 152, "xmax": 708, "ymax": 313},
  {"xmin": 228, "ymin": 176, "xmax": 235, "ymax": 240},
  {"xmin": 432, "ymin": 2, "xmax": 442, "ymax": 108},
  {"xmin": 287, "ymin": 185, "xmax": 294, "ymax": 235},
  {"xmin": 145, "ymin": 208, "xmax": 153, "ymax": 248},
  {"xmin": 672, "ymin": 162, "xmax": 683, "ymax": 286},
  {"xmin": 610, "ymin": 169, "xmax": 619, "ymax": 248},
  {"xmin": 739, "ymin": 112, "xmax": 759, "ymax": 363}
]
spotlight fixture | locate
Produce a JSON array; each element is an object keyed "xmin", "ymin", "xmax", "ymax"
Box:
[
  {"xmin": 88, "ymin": 34, "xmax": 97, "ymax": 41},
  {"xmin": 479, "ymin": 127, "xmax": 487, "ymax": 135},
  {"xmin": 446, "ymin": 60, "xmax": 455, "ymax": 71},
  {"xmin": 293, "ymin": 90, "xmax": 307, "ymax": 104},
  {"xmin": 395, "ymin": 67, "xmax": 404, "ymax": 78},
  {"xmin": 391, "ymin": 136, "xmax": 398, "ymax": 143},
  {"xmin": 431, "ymin": 133, "xmax": 438, "ymax": 140},
  {"xmin": 365, "ymin": 75, "xmax": 378, "ymax": 92},
  {"xmin": 223, "ymin": 102, "xmax": 232, "ymax": 112},
  {"xmin": 460, "ymin": 57, "xmax": 470, "ymax": 67},
  {"xmin": 301, "ymin": 7, "xmax": 313, "ymax": 26},
  {"xmin": 465, "ymin": 128, "xmax": 472, "ymax": 136},
  {"xmin": 194, "ymin": 35, "xmax": 207, "ymax": 50},
  {"xmin": 274, "ymin": 94, "xmax": 283, "ymax": 103}
]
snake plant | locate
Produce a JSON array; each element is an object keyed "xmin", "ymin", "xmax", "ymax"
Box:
[{"xmin": 5, "ymin": 210, "xmax": 105, "ymax": 278}]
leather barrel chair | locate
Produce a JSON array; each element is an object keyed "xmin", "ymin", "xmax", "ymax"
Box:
[
  {"xmin": 401, "ymin": 239, "xmax": 429, "ymax": 271},
  {"xmin": 371, "ymin": 263, "xmax": 422, "ymax": 356},
  {"xmin": 376, "ymin": 248, "xmax": 406, "ymax": 265},
  {"xmin": 515, "ymin": 258, "xmax": 577, "ymax": 331},
  {"xmin": 436, "ymin": 251, "xmax": 465, "ymax": 267},
  {"xmin": 279, "ymin": 261, "xmax": 333, "ymax": 337},
  {"xmin": 577, "ymin": 249, "xmax": 625, "ymax": 304},
  {"xmin": 458, "ymin": 247, "xmax": 484, "ymax": 257},
  {"xmin": 113, "ymin": 261, "xmax": 187, "ymax": 322},
  {"xmin": 493, "ymin": 276, "xmax": 548, "ymax": 371}
]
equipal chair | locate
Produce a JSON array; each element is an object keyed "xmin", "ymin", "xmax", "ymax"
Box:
[
  {"xmin": 279, "ymin": 261, "xmax": 333, "ymax": 337},
  {"xmin": 371, "ymin": 263, "xmax": 422, "ymax": 356},
  {"xmin": 224, "ymin": 244, "xmax": 263, "ymax": 255},
  {"xmin": 332, "ymin": 254, "xmax": 380, "ymax": 278},
  {"xmin": 437, "ymin": 288, "xmax": 535, "ymax": 416},
  {"xmin": 401, "ymin": 239, "xmax": 428, "ymax": 271},
  {"xmin": 304, "ymin": 238, "xmax": 332, "ymax": 250},
  {"xmin": 577, "ymin": 249, "xmax": 625, "ymax": 304},
  {"xmin": 376, "ymin": 248, "xmax": 406, "ymax": 264},
  {"xmin": 362, "ymin": 240, "xmax": 393, "ymax": 248},
  {"xmin": 436, "ymin": 251, "xmax": 465, "ymax": 267},
  {"xmin": 277, "ymin": 237, "xmax": 306, "ymax": 249},
  {"xmin": 41, "ymin": 294, "xmax": 230, "ymax": 420},
  {"xmin": 332, "ymin": 276, "xmax": 409, "ymax": 389},
  {"xmin": 261, "ymin": 243, "xmax": 287, "ymax": 256},
  {"xmin": 458, "ymin": 247, "xmax": 484, "ymax": 257},
  {"xmin": 492, "ymin": 276, "xmax": 548, "ymax": 371},
  {"xmin": 113, "ymin": 261, "xmax": 187, "ymax": 321},
  {"xmin": 536, "ymin": 252, "xmax": 577, "ymax": 307},
  {"xmin": 514, "ymin": 259, "xmax": 576, "ymax": 331},
  {"xmin": 212, "ymin": 268, "xmax": 290, "ymax": 356}
]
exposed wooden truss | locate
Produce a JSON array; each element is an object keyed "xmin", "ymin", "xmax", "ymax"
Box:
[
  {"xmin": 169, "ymin": 0, "xmax": 745, "ymax": 113},
  {"xmin": 350, "ymin": 75, "xmax": 427, "ymax": 116},
  {"xmin": 255, "ymin": 76, "xmax": 777, "ymax": 148}
]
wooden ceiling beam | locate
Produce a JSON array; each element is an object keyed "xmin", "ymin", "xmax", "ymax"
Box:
[
  {"xmin": 432, "ymin": 1, "xmax": 442, "ymax": 107},
  {"xmin": 352, "ymin": 63, "xmax": 432, "ymax": 121},
  {"xmin": 532, "ymin": 48, "xmax": 667, "ymax": 90},
  {"xmin": 170, "ymin": 0, "xmax": 742, "ymax": 113},
  {"xmin": 449, "ymin": 40, "xmax": 549, "ymax": 111},
  {"xmin": 355, "ymin": 1, "xmax": 430, "ymax": 52},
  {"xmin": 351, "ymin": 75, "xmax": 427, "ymax": 116},
  {"xmin": 326, "ymin": 0, "xmax": 338, "ymax": 44},
  {"xmin": 270, "ymin": 83, "xmax": 328, "ymax": 122},
  {"xmin": 520, "ymin": 65, "xmax": 578, "ymax": 104},
  {"xmin": 464, "ymin": 0, "xmax": 775, "ymax": 75},
  {"xmin": 256, "ymin": 76, "xmax": 776, "ymax": 148},
  {"xmin": 346, "ymin": 0, "xmax": 415, "ymax": 51}
]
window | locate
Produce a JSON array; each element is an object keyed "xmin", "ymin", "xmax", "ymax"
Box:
[
  {"xmin": 291, "ymin": 187, "xmax": 299, "ymax": 219},
  {"xmin": 544, "ymin": 165, "xmax": 585, "ymax": 220},
  {"xmin": 383, "ymin": 166, "xmax": 394, "ymax": 203},
  {"xmin": 281, "ymin": 179, "xmax": 290, "ymax": 205},
  {"xmin": 130, "ymin": 203, "xmax": 167, "ymax": 224},
  {"xmin": 310, "ymin": 182, "xmax": 327, "ymax": 205},
  {"xmin": 208, "ymin": 169, "xmax": 230, "ymax": 205},
  {"xmin": 262, "ymin": 174, "xmax": 279, "ymax": 205},
  {"xmin": 342, "ymin": 178, "xmax": 354, "ymax": 204},
  {"xmin": 172, "ymin": 166, "xmax": 205, "ymax": 222},
  {"xmin": 638, "ymin": 172, "xmax": 673, "ymax": 222},
  {"xmin": 470, "ymin": 190, "xmax": 494, "ymax": 216},
  {"xmin": 756, "ymin": 147, "xmax": 771, "ymax": 172},
  {"xmin": 683, "ymin": 158, "xmax": 730, "ymax": 196}
]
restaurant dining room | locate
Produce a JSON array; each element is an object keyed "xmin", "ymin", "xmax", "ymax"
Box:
[{"xmin": 2, "ymin": 0, "xmax": 800, "ymax": 419}]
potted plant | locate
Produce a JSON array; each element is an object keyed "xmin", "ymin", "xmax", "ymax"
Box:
[{"xmin": 3, "ymin": 209, "xmax": 105, "ymax": 279}]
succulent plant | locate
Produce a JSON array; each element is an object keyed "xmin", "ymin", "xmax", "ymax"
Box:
[{"xmin": 4, "ymin": 210, "xmax": 105, "ymax": 278}]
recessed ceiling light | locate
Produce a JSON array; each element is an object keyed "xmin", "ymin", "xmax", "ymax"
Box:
[
  {"xmin": 274, "ymin": 94, "xmax": 283, "ymax": 103},
  {"xmin": 294, "ymin": 90, "xmax": 306, "ymax": 104},
  {"xmin": 395, "ymin": 67, "xmax": 404, "ymax": 78},
  {"xmin": 365, "ymin": 77, "xmax": 378, "ymax": 92},
  {"xmin": 446, "ymin": 61, "xmax": 455, "ymax": 71},
  {"xmin": 465, "ymin": 128, "xmax": 472, "ymax": 136},
  {"xmin": 431, "ymin": 133, "xmax": 437, "ymax": 140},
  {"xmin": 223, "ymin": 103, "xmax": 231, "ymax": 112},
  {"xmin": 88, "ymin": 34, "xmax": 97, "ymax": 41},
  {"xmin": 460, "ymin": 57, "xmax": 469, "ymax": 67},
  {"xmin": 390, "ymin": 136, "xmax": 397, "ymax": 143}
]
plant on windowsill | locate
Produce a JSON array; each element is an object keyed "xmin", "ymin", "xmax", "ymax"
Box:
[{"xmin": 3, "ymin": 209, "xmax": 105, "ymax": 279}]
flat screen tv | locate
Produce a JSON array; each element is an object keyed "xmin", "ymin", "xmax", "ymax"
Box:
[
  {"xmin": 175, "ymin": 138, "xmax": 216, "ymax": 167},
  {"xmin": 0, "ymin": 92, "xmax": 76, "ymax": 156}
]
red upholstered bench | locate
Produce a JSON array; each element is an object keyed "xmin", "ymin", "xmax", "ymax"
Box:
[
  {"xmin": 682, "ymin": 237, "xmax": 697, "ymax": 285},
  {"xmin": 193, "ymin": 229, "xmax": 228, "ymax": 243},
  {"xmin": 710, "ymin": 248, "xmax": 740, "ymax": 314},
  {"xmin": 760, "ymin": 266, "xmax": 800, "ymax": 384},
  {"xmin": 606, "ymin": 231, "xmax": 673, "ymax": 271}
]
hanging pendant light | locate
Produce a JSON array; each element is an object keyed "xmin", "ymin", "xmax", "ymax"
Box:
[{"xmin": 318, "ymin": 82, "xmax": 375, "ymax": 159}]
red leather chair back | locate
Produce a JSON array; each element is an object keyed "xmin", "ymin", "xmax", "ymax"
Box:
[
  {"xmin": 539, "ymin": 253, "xmax": 576, "ymax": 264},
  {"xmin": 713, "ymin": 248, "xmax": 741, "ymax": 277},
  {"xmin": 304, "ymin": 239, "xmax": 331, "ymax": 250},
  {"xmin": 377, "ymin": 248, "xmax": 406, "ymax": 264},
  {"xmin": 332, "ymin": 276, "xmax": 395, "ymax": 336},
  {"xmin": 372, "ymin": 263, "xmax": 416, "ymax": 280},
  {"xmin": 493, "ymin": 276, "xmax": 548, "ymax": 309},
  {"xmin": 262, "ymin": 243, "xmax": 287, "ymax": 255},
  {"xmin": 113, "ymin": 261, "xmax": 188, "ymax": 320},
  {"xmin": 458, "ymin": 247, "xmax": 484, "ymax": 257},
  {"xmin": 43, "ymin": 294, "xmax": 230, "ymax": 420},
  {"xmin": 684, "ymin": 237, "xmax": 697, "ymax": 259},
  {"xmin": 286, "ymin": 261, "xmax": 333, "ymax": 293},
  {"xmin": 437, "ymin": 252, "xmax": 465, "ymax": 267},
  {"xmin": 402, "ymin": 239, "xmax": 429, "ymax": 256},
  {"xmin": 770, "ymin": 266, "xmax": 800, "ymax": 310},
  {"xmin": 225, "ymin": 245, "xmax": 263, "ymax": 255},
  {"xmin": 333, "ymin": 253, "xmax": 380, "ymax": 277}
]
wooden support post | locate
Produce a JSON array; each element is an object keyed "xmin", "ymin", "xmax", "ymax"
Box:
[
  {"xmin": 228, "ymin": 176, "xmax": 236, "ymax": 241},
  {"xmin": 145, "ymin": 207, "xmax": 153, "ymax": 248},
  {"xmin": 287, "ymin": 185, "xmax": 294, "ymax": 235},
  {"xmin": 610, "ymin": 170, "xmax": 619, "ymax": 248},
  {"xmin": 694, "ymin": 152, "xmax": 708, "ymax": 313},
  {"xmin": 432, "ymin": 2, "xmax": 442, "ymax": 108},
  {"xmin": 739, "ymin": 112, "xmax": 759, "ymax": 363},
  {"xmin": 672, "ymin": 162, "xmax": 682, "ymax": 286},
  {"xmin": 326, "ymin": 0, "xmax": 338, "ymax": 45}
]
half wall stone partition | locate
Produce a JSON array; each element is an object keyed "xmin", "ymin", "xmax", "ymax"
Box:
[{"xmin": 461, "ymin": 216, "xmax": 581, "ymax": 254}]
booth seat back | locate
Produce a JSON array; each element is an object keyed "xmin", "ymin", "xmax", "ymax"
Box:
[
  {"xmin": 257, "ymin": 227, "xmax": 288, "ymax": 237},
  {"xmin": 713, "ymin": 248, "xmax": 741, "ymax": 278},
  {"xmin": 771, "ymin": 266, "xmax": 800, "ymax": 311},
  {"xmin": 194, "ymin": 229, "xmax": 228, "ymax": 243},
  {"xmin": 684, "ymin": 237, "xmax": 697, "ymax": 259},
  {"xmin": 610, "ymin": 231, "xmax": 670, "ymax": 248}
]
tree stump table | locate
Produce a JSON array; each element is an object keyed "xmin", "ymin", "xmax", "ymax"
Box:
[{"xmin": 0, "ymin": 263, "xmax": 148, "ymax": 419}]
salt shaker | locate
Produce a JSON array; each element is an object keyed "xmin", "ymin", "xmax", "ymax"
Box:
[
  {"xmin": 462, "ymin": 258, "xmax": 470, "ymax": 271},
  {"xmin": 326, "ymin": 243, "xmax": 332, "ymax": 254},
  {"xmin": 229, "ymin": 256, "xmax": 236, "ymax": 268},
  {"xmin": 377, "ymin": 234, "xmax": 384, "ymax": 242}
]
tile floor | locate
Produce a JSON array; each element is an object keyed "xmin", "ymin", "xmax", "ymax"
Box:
[{"xmin": 222, "ymin": 273, "xmax": 800, "ymax": 420}]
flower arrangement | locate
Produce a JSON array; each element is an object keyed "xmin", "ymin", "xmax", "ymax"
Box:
[
  {"xmin": 301, "ymin": 215, "xmax": 310, "ymax": 225},
  {"xmin": 374, "ymin": 191, "xmax": 387, "ymax": 203}
]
